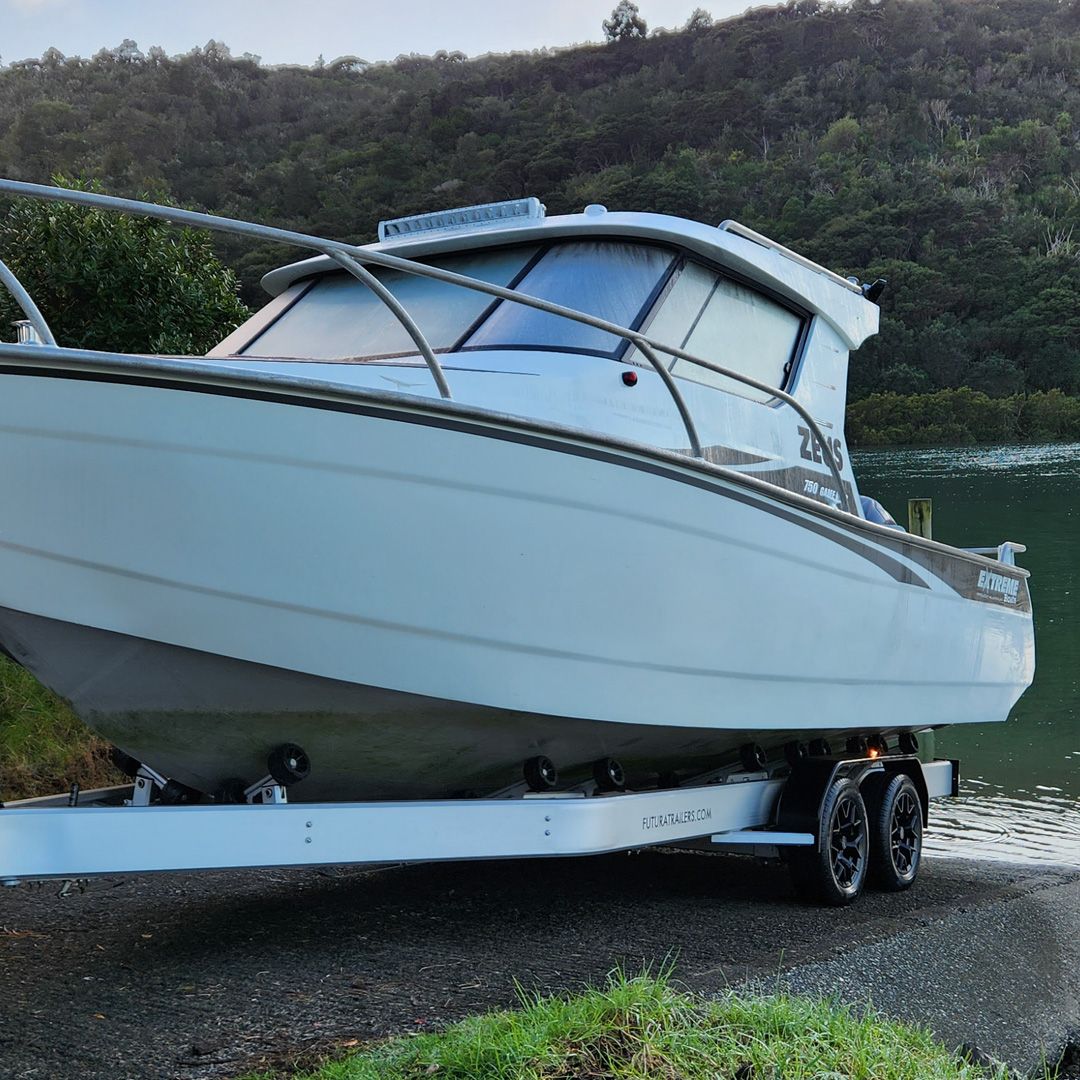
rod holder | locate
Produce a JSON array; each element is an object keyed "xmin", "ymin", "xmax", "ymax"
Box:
[{"xmin": 13, "ymin": 319, "xmax": 44, "ymax": 345}]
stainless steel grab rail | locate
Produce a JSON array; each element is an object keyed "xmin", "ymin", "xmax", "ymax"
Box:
[
  {"xmin": 0, "ymin": 178, "xmax": 852, "ymax": 512},
  {"xmin": 0, "ymin": 257, "xmax": 56, "ymax": 345}
]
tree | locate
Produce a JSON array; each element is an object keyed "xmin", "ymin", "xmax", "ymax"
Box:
[
  {"xmin": 0, "ymin": 178, "xmax": 249, "ymax": 355},
  {"xmin": 603, "ymin": 1, "xmax": 648, "ymax": 42},
  {"xmin": 684, "ymin": 8, "xmax": 713, "ymax": 32}
]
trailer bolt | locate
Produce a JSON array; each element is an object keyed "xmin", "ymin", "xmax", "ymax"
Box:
[
  {"xmin": 306, "ymin": 821, "xmax": 312, "ymax": 828},
  {"xmin": 305, "ymin": 836, "xmax": 312, "ymax": 844},
  {"xmin": 544, "ymin": 829, "xmax": 551, "ymax": 836},
  {"xmin": 544, "ymin": 815, "xmax": 551, "ymax": 822}
]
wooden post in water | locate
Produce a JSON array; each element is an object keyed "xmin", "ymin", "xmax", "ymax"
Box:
[{"xmin": 908, "ymin": 498, "xmax": 933, "ymax": 539}]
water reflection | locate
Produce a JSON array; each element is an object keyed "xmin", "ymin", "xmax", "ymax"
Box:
[
  {"xmin": 854, "ymin": 443, "xmax": 1080, "ymax": 867},
  {"xmin": 925, "ymin": 783, "xmax": 1080, "ymax": 867}
]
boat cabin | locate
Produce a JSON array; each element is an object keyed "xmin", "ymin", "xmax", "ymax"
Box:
[{"xmin": 209, "ymin": 200, "xmax": 881, "ymax": 514}]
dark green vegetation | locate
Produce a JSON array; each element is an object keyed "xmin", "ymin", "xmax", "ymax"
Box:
[
  {"xmin": 0, "ymin": 655, "xmax": 119, "ymax": 801},
  {"xmin": 848, "ymin": 388, "xmax": 1080, "ymax": 445},
  {"xmin": 0, "ymin": 0, "xmax": 1078, "ymax": 408},
  {"xmin": 241, "ymin": 970, "xmax": 1021, "ymax": 1079},
  {"xmin": 0, "ymin": 177, "xmax": 249, "ymax": 353}
]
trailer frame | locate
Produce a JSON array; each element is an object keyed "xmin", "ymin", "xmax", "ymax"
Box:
[{"xmin": 0, "ymin": 757, "xmax": 956, "ymax": 891}]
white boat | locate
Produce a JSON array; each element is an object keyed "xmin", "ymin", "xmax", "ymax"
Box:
[{"xmin": 0, "ymin": 182, "xmax": 1035, "ymax": 803}]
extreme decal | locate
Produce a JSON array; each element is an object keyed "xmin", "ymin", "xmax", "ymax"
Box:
[{"xmin": 976, "ymin": 567, "xmax": 1022, "ymax": 605}]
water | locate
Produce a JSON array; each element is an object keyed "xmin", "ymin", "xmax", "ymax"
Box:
[{"xmin": 853, "ymin": 443, "xmax": 1080, "ymax": 867}]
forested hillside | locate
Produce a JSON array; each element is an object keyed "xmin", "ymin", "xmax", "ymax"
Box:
[{"xmin": 1, "ymin": 0, "xmax": 1079, "ymax": 402}]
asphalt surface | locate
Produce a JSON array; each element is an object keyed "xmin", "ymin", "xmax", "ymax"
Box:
[{"xmin": 1, "ymin": 853, "xmax": 1077, "ymax": 1079}]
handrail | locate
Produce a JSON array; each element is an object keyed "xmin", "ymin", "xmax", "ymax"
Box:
[
  {"xmin": 0, "ymin": 178, "xmax": 851, "ymax": 512},
  {"xmin": 0, "ymin": 258, "xmax": 57, "ymax": 345},
  {"xmin": 327, "ymin": 251, "xmax": 451, "ymax": 399},
  {"xmin": 717, "ymin": 220, "xmax": 864, "ymax": 295},
  {"xmin": 963, "ymin": 542, "xmax": 1026, "ymax": 567}
]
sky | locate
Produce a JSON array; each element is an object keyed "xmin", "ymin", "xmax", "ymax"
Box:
[{"xmin": 0, "ymin": 0, "xmax": 765, "ymax": 66}]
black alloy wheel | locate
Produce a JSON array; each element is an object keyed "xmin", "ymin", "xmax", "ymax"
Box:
[
  {"xmin": 789, "ymin": 776, "xmax": 869, "ymax": 906},
  {"xmin": 868, "ymin": 773, "xmax": 923, "ymax": 891}
]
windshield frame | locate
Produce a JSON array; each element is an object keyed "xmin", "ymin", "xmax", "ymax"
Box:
[{"xmin": 211, "ymin": 236, "xmax": 811, "ymax": 393}]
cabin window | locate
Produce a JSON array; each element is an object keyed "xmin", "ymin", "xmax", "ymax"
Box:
[
  {"xmin": 641, "ymin": 262, "xmax": 804, "ymax": 402},
  {"xmin": 461, "ymin": 241, "xmax": 675, "ymax": 356},
  {"xmin": 240, "ymin": 247, "xmax": 539, "ymax": 360}
]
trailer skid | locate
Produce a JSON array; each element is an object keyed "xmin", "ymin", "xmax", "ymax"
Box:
[{"xmin": 1, "ymin": 759, "xmax": 956, "ymax": 903}]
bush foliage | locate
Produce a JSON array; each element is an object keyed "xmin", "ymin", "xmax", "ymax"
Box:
[
  {"xmin": 0, "ymin": 178, "xmax": 248, "ymax": 354},
  {"xmin": 846, "ymin": 388, "xmax": 1080, "ymax": 446}
]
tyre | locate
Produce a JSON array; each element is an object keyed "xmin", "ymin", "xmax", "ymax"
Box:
[
  {"xmin": 789, "ymin": 776, "xmax": 869, "ymax": 906},
  {"xmin": 867, "ymin": 773, "xmax": 923, "ymax": 891}
]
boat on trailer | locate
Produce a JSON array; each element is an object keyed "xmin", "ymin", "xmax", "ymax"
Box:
[{"xmin": 0, "ymin": 180, "xmax": 1035, "ymax": 903}]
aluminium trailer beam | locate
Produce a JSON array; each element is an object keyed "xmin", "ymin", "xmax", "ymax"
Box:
[{"xmin": 0, "ymin": 761, "xmax": 956, "ymax": 884}]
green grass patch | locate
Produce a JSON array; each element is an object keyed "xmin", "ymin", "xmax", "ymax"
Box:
[
  {"xmin": 242, "ymin": 969, "xmax": 1024, "ymax": 1080},
  {"xmin": 0, "ymin": 654, "xmax": 121, "ymax": 801}
]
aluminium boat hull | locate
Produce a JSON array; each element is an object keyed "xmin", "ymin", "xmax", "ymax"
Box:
[
  {"xmin": 0, "ymin": 363, "xmax": 1035, "ymax": 800},
  {"xmin": 0, "ymin": 606, "xmax": 930, "ymax": 799}
]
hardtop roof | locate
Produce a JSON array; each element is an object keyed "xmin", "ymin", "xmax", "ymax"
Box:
[{"xmin": 260, "ymin": 208, "xmax": 879, "ymax": 350}]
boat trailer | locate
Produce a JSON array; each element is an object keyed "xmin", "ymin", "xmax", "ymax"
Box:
[{"xmin": 0, "ymin": 753, "xmax": 957, "ymax": 906}]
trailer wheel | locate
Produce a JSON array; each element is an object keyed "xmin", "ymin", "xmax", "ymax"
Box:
[
  {"xmin": 789, "ymin": 777, "xmax": 869, "ymax": 906},
  {"xmin": 267, "ymin": 743, "xmax": 311, "ymax": 786},
  {"xmin": 868, "ymin": 774, "xmax": 922, "ymax": 891}
]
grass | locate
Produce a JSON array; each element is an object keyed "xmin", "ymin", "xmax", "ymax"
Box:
[
  {"xmin": 0, "ymin": 654, "xmax": 121, "ymax": 801},
  {"xmin": 240, "ymin": 969, "xmax": 1027, "ymax": 1080}
]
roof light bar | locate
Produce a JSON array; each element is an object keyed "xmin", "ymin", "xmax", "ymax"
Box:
[{"xmin": 378, "ymin": 198, "xmax": 546, "ymax": 242}]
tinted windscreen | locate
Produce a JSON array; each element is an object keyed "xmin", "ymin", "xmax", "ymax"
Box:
[
  {"xmin": 641, "ymin": 262, "xmax": 803, "ymax": 401},
  {"xmin": 241, "ymin": 247, "xmax": 538, "ymax": 360},
  {"xmin": 463, "ymin": 241, "xmax": 675, "ymax": 355}
]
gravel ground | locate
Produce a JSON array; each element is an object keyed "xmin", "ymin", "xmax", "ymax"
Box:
[
  {"xmin": 770, "ymin": 871, "xmax": 1080, "ymax": 1074},
  {"xmin": 0, "ymin": 853, "xmax": 1077, "ymax": 1079}
]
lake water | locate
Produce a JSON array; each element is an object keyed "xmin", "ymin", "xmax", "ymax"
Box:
[{"xmin": 853, "ymin": 443, "xmax": 1080, "ymax": 867}]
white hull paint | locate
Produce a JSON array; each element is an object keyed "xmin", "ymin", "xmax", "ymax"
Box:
[{"xmin": 0, "ymin": 366, "xmax": 1034, "ymax": 798}]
